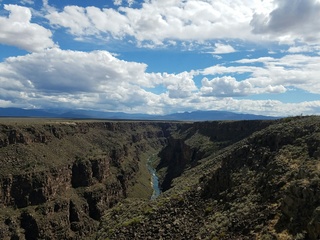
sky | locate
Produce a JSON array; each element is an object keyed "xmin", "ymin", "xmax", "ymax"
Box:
[{"xmin": 0, "ymin": 0, "xmax": 320, "ymax": 116}]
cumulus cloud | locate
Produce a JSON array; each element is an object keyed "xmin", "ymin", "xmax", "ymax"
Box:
[
  {"xmin": 211, "ymin": 43, "xmax": 236, "ymax": 54},
  {"xmin": 160, "ymin": 72, "xmax": 198, "ymax": 98},
  {"xmin": 42, "ymin": 0, "xmax": 320, "ymax": 48},
  {"xmin": 0, "ymin": 4, "xmax": 56, "ymax": 52},
  {"xmin": 200, "ymin": 76, "xmax": 285, "ymax": 97},
  {"xmin": 210, "ymin": 99, "xmax": 320, "ymax": 117},
  {"xmin": 178, "ymin": 95, "xmax": 320, "ymax": 117},
  {"xmin": 287, "ymin": 45, "xmax": 320, "ymax": 53},
  {"xmin": 1, "ymin": 47, "xmax": 319, "ymax": 115},
  {"xmin": 114, "ymin": 0, "xmax": 135, "ymax": 7},
  {"xmin": 201, "ymin": 76, "xmax": 252, "ymax": 97},
  {"xmin": 202, "ymin": 54, "xmax": 320, "ymax": 95},
  {"xmin": 3, "ymin": 0, "xmax": 311, "ymax": 51},
  {"xmin": 48, "ymin": 6, "xmax": 96, "ymax": 36},
  {"xmin": 0, "ymin": 48, "xmax": 199, "ymax": 112},
  {"xmin": 251, "ymin": 0, "xmax": 320, "ymax": 43},
  {"xmin": 44, "ymin": 0, "xmax": 268, "ymax": 47},
  {"xmin": 4, "ymin": 48, "xmax": 150, "ymax": 93},
  {"xmin": 0, "ymin": 47, "xmax": 279, "ymax": 114},
  {"xmin": 157, "ymin": 95, "xmax": 320, "ymax": 117},
  {"xmin": 114, "ymin": 0, "xmax": 122, "ymax": 5}
]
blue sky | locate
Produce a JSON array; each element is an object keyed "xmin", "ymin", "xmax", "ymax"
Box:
[{"xmin": 0, "ymin": 0, "xmax": 320, "ymax": 116}]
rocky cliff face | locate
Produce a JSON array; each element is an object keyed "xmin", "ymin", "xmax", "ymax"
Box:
[
  {"xmin": 0, "ymin": 120, "xmax": 174, "ymax": 239},
  {"xmin": 2, "ymin": 117, "xmax": 320, "ymax": 240},
  {"xmin": 96, "ymin": 116, "xmax": 320, "ymax": 240},
  {"xmin": 157, "ymin": 120, "xmax": 273, "ymax": 191}
]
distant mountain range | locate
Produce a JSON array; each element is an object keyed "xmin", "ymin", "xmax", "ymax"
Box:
[{"xmin": 0, "ymin": 107, "xmax": 278, "ymax": 121}]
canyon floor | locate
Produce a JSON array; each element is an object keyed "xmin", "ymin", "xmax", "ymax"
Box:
[{"xmin": 0, "ymin": 116, "xmax": 320, "ymax": 239}]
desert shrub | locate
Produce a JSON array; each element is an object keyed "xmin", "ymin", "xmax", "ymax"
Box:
[{"xmin": 122, "ymin": 216, "xmax": 142, "ymax": 227}]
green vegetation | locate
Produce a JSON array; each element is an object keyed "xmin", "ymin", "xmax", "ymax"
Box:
[
  {"xmin": 122, "ymin": 216, "xmax": 142, "ymax": 227},
  {"xmin": 0, "ymin": 119, "xmax": 173, "ymax": 239},
  {"xmin": 1, "ymin": 116, "xmax": 320, "ymax": 239},
  {"xmin": 97, "ymin": 116, "xmax": 320, "ymax": 239},
  {"xmin": 126, "ymin": 152, "xmax": 156, "ymax": 199}
]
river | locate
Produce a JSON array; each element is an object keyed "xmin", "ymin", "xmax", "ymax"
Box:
[{"xmin": 147, "ymin": 157, "xmax": 161, "ymax": 200}]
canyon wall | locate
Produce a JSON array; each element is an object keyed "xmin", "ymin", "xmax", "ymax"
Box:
[
  {"xmin": 157, "ymin": 120, "xmax": 273, "ymax": 191},
  {"xmin": 2, "ymin": 117, "xmax": 320, "ymax": 240},
  {"xmin": 95, "ymin": 117, "xmax": 320, "ymax": 240},
  {"xmin": 0, "ymin": 121, "xmax": 174, "ymax": 239}
]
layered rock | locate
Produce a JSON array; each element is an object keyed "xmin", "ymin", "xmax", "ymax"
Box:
[
  {"xmin": 97, "ymin": 116, "xmax": 320, "ymax": 240},
  {"xmin": 0, "ymin": 121, "xmax": 173, "ymax": 239},
  {"xmin": 2, "ymin": 117, "xmax": 320, "ymax": 240},
  {"xmin": 157, "ymin": 120, "xmax": 273, "ymax": 191}
]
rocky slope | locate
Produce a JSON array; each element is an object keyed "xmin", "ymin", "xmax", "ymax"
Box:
[
  {"xmin": 96, "ymin": 116, "xmax": 320, "ymax": 240},
  {"xmin": 0, "ymin": 120, "xmax": 175, "ymax": 239},
  {"xmin": 1, "ymin": 117, "xmax": 320, "ymax": 240}
]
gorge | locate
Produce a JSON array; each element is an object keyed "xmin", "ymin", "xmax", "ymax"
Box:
[
  {"xmin": 0, "ymin": 116, "xmax": 320, "ymax": 239},
  {"xmin": 147, "ymin": 156, "xmax": 161, "ymax": 200}
]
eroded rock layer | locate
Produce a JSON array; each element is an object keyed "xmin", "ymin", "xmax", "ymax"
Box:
[
  {"xmin": 97, "ymin": 117, "xmax": 320, "ymax": 240},
  {"xmin": 0, "ymin": 120, "xmax": 174, "ymax": 239},
  {"xmin": 2, "ymin": 117, "xmax": 320, "ymax": 240}
]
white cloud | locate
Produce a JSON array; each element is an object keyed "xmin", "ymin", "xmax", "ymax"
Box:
[
  {"xmin": 41, "ymin": 0, "xmax": 320, "ymax": 49},
  {"xmin": 114, "ymin": 0, "xmax": 135, "ymax": 6},
  {"xmin": 251, "ymin": 0, "xmax": 320, "ymax": 44},
  {"xmin": 1, "ymin": 0, "xmax": 313, "ymax": 51},
  {"xmin": 174, "ymin": 96, "xmax": 320, "ymax": 117},
  {"xmin": 154, "ymin": 95, "xmax": 320, "ymax": 117},
  {"xmin": 161, "ymin": 71, "xmax": 198, "ymax": 98},
  {"xmin": 1, "ymin": 55, "xmax": 320, "ymax": 116},
  {"xmin": 287, "ymin": 45, "xmax": 320, "ymax": 53},
  {"xmin": 44, "ymin": 0, "xmax": 275, "ymax": 47},
  {"xmin": 127, "ymin": 0, "xmax": 135, "ymax": 6},
  {"xmin": 0, "ymin": 35, "xmax": 319, "ymax": 116},
  {"xmin": 202, "ymin": 54, "xmax": 320, "ymax": 94},
  {"xmin": 211, "ymin": 43, "xmax": 236, "ymax": 54},
  {"xmin": 4, "ymin": 48, "xmax": 150, "ymax": 92},
  {"xmin": 0, "ymin": 48, "xmax": 199, "ymax": 112},
  {"xmin": 0, "ymin": 48, "xmax": 149, "ymax": 110},
  {"xmin": 1, "ymin": 48, "xmax": 318, "ymax": 115},
  {"xmin": 114, "ymin": 0, "xmax": 122, "ymax": 6},
  {"xmin": 201, "ymin": 76, "xmax": 252, "ymax": 97},
  {"xmin": 202, "ymin": 65, "xmax": 260, "ymax": 75},
  {"xmin": 0, "ymin": 4, "xmax": 56, "ymax": 52},
  {"xmin": 20, "ymin": 0, "xmax": 34, "ymax": 5},
  {"xmin": 86, "ymin": 6, "xmax": 130, "ymax": 37},
  {"xmin": 48, "ymin": 6, "xmax": 95, "ymax": 36},
  {"xmin": 200, "ymin": 76, "xmax": 285, "ymax": 97}
]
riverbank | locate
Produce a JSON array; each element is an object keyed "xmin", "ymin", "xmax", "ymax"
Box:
[
  {"xmin": 147, "ymin": 156, "xmax": 161, "ymax": 200},
  {"xmin": 126, "ymin": 151, "xmax": 162, "ymax": 199}
]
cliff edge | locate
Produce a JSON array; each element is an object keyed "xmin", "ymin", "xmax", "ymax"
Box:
[
  {"xmin": 1, "ymin": 117, "xmax": 320, "ymax": 240},
  {"xmin": 0, "ymin": 120, "xmax": 174, "ymax": 239},
  {"xmin": 97, "ymin": 116, "xmax": 320, "ymax": 240}
]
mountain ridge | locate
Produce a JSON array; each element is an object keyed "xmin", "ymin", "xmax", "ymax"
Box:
[{"xmin": 0, "ymin": 107, "xmax": 278, "ymax": 121}]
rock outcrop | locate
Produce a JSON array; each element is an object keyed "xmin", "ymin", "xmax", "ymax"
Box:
[
  {"xmin": 97, "ymin": 116, "xmax": 320, "ymax": 240},
  {"xmin": 157, "ymin": 120, "xmax": 273, "ymax": 191},
  {"xmin": 2, "ymin": 117, "xmax": 320, "ymax": 240},
  {"xmin": 0, "ymin": 121, "xmax": 173, "ymax": 239}
]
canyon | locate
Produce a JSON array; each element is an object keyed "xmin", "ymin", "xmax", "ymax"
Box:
[{"xmin": 0, "ymin": 116, "xmax": 320, "ymax": 239}]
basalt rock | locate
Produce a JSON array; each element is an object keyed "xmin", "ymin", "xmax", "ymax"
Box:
[
  {"xmin": 96, "ymin": 116, "xmax": 320, "ymax": 240},
  {"xmin": 2, "ymin": 117, "xmax": 320, "ymax": 240},
  {"xmin": 157, "ymin": 120, "xmax": 272, "ymax": 191},
  {"xmin": 0, "ymin": 120, "xmax": 173, "ymax": 239}
]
